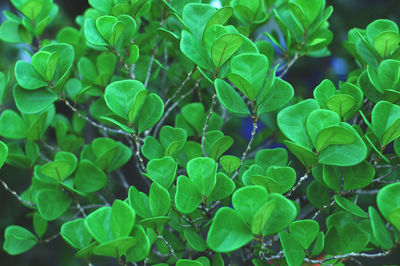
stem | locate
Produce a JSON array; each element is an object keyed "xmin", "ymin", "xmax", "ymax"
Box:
[
  {"xmin": 285, "ymin": 173, "xmax": 309, "ymax": 197},
  {"xmin": 157, "ymin": 234, "xmax": 178, "ymax": 260},
  {"xmin": 278, "ymin": 52, "xmax": 299, "ymax": 78},
  {"xmin": 64, "ymin": 99, "xmax": 132, "ymax": 137},
  {"xmin": 0, "ymin": 178, "xmax": 35, "ymax": 207},
  {"xmin": 231, "ymin": 116, "xmax": 259, "ymax": 180},
  {"xmin": 201, "ymin": 93, "xmax": 217, "ymax": 157},
  {"xmin": 133, "ymin": 134, "xmax": 146, "ymax": 172}
]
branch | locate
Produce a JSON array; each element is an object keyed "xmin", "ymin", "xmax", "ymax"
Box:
[
  {"xmin": 40, "ymin": 233, "xmax": 60, "ymax": 243},
  {"xmin": 201, "ymin": 93, "xmax": 217, "ymax": 157},
  {"xmin": 153, "ymin": 86, "xmax": 196, "ymax": 137},
  {"xmin": 133, "ymin": 134, "xmax": 146, "ymax": 172},
  {"xmin": 0, "ymin": 178, "xmax": 35, "ymax": 207},
  {"xmin": 144, "ymin": 37, "xmax": 159, "ymax": 87},
  {"xmin": 278, "ymin": 52, "xmax": 299, "ymax": 78},
  {"xmin": 163, "ymin": 67, "xmax": 196, "ymax": 108},
  {"xmin": 64, "ymin": 99, "xmax": 132, "ymax": 137},
  {"xmin": 285, "ymin": 173, "xmax": 309, "ymax": 197},
  {"xmin": 312, "ymin": 200, "xmax": 335, "ymax": 220},
  {"xmin": 157, "ymin": 234, "xmax": 178, "ymax": 260},
  {"xmin": 305, "ymin": 251, "xmax": 391, "ymax": 264},
  {"xmin": 231, "ymin": 116, "xmax": 259, "ymax": 180}
]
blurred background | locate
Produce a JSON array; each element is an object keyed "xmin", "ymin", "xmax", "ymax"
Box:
[{"xmin": 0, "ymin": 0, "xmax": 399, "ymax": 265}]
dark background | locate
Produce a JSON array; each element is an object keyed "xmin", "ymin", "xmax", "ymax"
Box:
[{"xmin": 0, "ymin": 0, "xmax": 400, "ymax": 265}]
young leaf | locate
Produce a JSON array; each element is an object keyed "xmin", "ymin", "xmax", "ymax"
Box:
[
  {"xmin": 75, "ymin": 159, "xmax": 108, "ymax": 193},
  {"xmin": 145, "ymin": 156, "xmax": 177, "ymax": 189},
  {"xmin": 211, "ymin": 33, "xmax": 243, "ymax": 69},
  {"xmin": 36, "ymin": 188, "xmax": 72, "ymax": 221},
  {"xmin": 187, "ymin": 157, "xmax": 217, "ymax": 197},
  {"xmin": 175, "ymin": 175, "xmax": 203, "ymax": 214},
  {"xmin": 215, "ymin": 78, "xmax": 250, "ymax": 115},
  {"xmin": 334, "ymin": 195, "xmax": 368, "ymax": 218},
  {"xmin": 368, "ymin": 207, "xmax": 394, "ymax": 250},
  {"xmin": 289, "ymin": 220, "xmax": 320, "ymax": 249},
  {"xmin": 84, "ymin": 206, "xmax": 113, "ymax": 243},
  {"xmin": 377, "ymin": 182, "xmax": 400, "ymax": 231},
  {"xmin": 206, "ymin": 207, "xmax": 253, "ymax": 252},
  {"xmin": 149, "ymin": 182, "xmax": 171, "ymax": 217},
  {"xmin": 232, "ymin": 185, "xmax": 269, "ymax": 222},
  {"xmin": 279, "ymin": 231, "xmax": 305, "ymax": 266},
  {"xmin": 33, "ymin": 212, "xmax": 47, "ymax": 239},
  {"xmin": 111, "ymin": 200, "xmax": 135, "ymax": 239},
  {"xmin": 138, "ymin": 93, "xmax": 164, "ymax": 134},
  {"xmin": 61, "ymin": 218, "xmax": 93, "ymax": 249},
  {"xmin": 3, "ymin": 225, "xmax": 38, "ymax": 255}
]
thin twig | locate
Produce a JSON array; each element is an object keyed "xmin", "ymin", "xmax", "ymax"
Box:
[
  {"xmin": 278, "ymin": 52, "xmax": 299, "ymax": 78},
  {"xmin": 116, "ymin": 169, "xmax": 130, "ymax": 192},
  {"xmin": 133, "ymin": 134, "xmax": 146, "ymax": 172},
  {"xmin": 64, "ymin": 100, "xmax": 132, "ymax": 137},
  {"xmin": 144, "ymin": 37, "xmax": 159, "ymax": 87},
  {"xmin": 153, "ymin": 86, "xmax": 196, "ymax": 137},
  {"xmin": 96, "ymin": 192, "xmax": 111, "ymax": 206},
  {"xmin": 305, "ymin": 251, "xmax": 391, "ymax": 264},
  {"xmin": 231, "ymin": 116, "xmax": 259, "ymax": 180},
  {"xmin": 164, "ymin": 67, "xmax": 196, "ymax": 108},
  {"xmin": 0, "ymin": 179, "xmax": 35, "ymax": 207},
  {"xmin": 312, "ymin": 200, "xmax": 335, "ymax": 220},
  {"xmin": 41, "ymin": 233, "xmax": 60, "ymax": 243},
  {"xmin": 285, "ymin": 173, "xmax": 309, "ymax": 197},
  {"xmin": 201, "ymin": 93, "xmax": 217, "ymax": 157},
  {"xmin": 157, "ymin": 234, "xmax": 178, "ymax": 260}
]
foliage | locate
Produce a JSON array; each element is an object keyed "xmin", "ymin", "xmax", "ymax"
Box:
[{"xmin": 0, "ymin": 0, "xmax": 399, "ymax": 265}]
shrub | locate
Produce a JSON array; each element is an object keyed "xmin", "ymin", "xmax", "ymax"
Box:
[{"xmin": 0, "ymin": 0, "xmax": 399, "ymax": 265}]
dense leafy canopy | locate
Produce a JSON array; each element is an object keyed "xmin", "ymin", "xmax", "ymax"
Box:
[{"xmin": 0, "ymin": 0, "xmax": 399, "ymax": 265}]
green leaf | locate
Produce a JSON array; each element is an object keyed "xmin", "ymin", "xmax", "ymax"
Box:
[
  {"xmin": 187, "ymin": 157, "xmax": 217, "ymax": 197},
  {"xmin": 181, "ymin": 103, "xmax": 205, "ymax": 132},
  {"xmin": 313, "ymin": 79, "xmax": 337, "ymax": 109},
  {"xmin": 295, "ymin": 0, "xmax": 323, "ymax": 25},
  {"xmin": 220, "ymin": 155, "xmax": 241, "ymax": 174},
  {"xmin": 211, "ymin": 33, "xmax": 242, "ymax": 69},
  {"xmin": 374, "ymin": 31, "xmax": 400, "ymax": 57},
  {"xmin": 182, "ymin": 3, "xmax": 216, "ymax": 40},
  {"xmin": 85, "ymin": 206, "xmax": 113, "ymax": 243},
  {"xmin": 229, "ymin": 53, "xmax": 269, "ymax": 100},
  {"xmin": 75, "ymin": 159, "xmax": 107, "ymax": 193},
  {"xmin": 377, "ymin": 182, "xmax": 400, "ymax": 231},
  {"xmin": 160, "ymin": 126, "xmax": 187, "ymax": 156},
  {"xmin": 284, "ymin": 141, "xmax": 317, "ymax": 169},
  {"xmin": 149, "ymin": 182, "xmax": 171, "ymax": 217},
  {"xmin": 257, "ymin": 78, "xmax": 294, "ymax": 114},
  {"xmin": 289, "ymin": 220, "xmax": 319, "ymax": 249},
  {"xmin": 326, "ymin": 94, "xmax": 356, "ymax": 119},
  {"xmin": 277, "ymin": 99, "xmax": 320, "ymax": 149},
  {"xmin": 368, "ymin": 207, "xmax": 394, "ymax": 250},
  {"xmin": 61, "ymin": 218, "xmax": 93, "ymax": 249},
  {"xmin": 317, "ymin": 123, "xmax": 367, "ymax": 166},
  {"xmin": 315, "ymin": 125, "xmax": 356, "ymax": 152},
  {"xmin": 100, "ymin": 116, "xmax": 135, "ymax": 133},
  {"xmin": 214, "ymin": 78, "xmax": 250, "ymax": 115},
  {"xmin": 89, "ymin": 0, "xmax": 113, "ymax": 13},
  {"xmin": 208, "ymin": 172, "xmax": 235, "ymax": 202},
  {"xmin": 84, "ymin": 18, "xmax": 108, "ymax": 46},
  {"xmin": 145, "ymin": 156, "xmax": 177, "ymax": 189},
  {"xmin": 366, "ymin": 19, "xmax": 399, "ymax": 44},
  {"xmin": 104, "ymin": 80, "xmax": 147, "ymax": 121},
  {"xmin": 279, "ymin": 231, "xmax": 305, "ymax": 266},
  {"xmin": 176, "ymin": 260, "xmax": 203, "ymax": 266},
  {"xmin": 206, "ymin": 207, "xmax": 253, "ymax": 252},
  {"xmin": 93, "ymin": 237, "xmax": 137, "ymax": 258},
  {"xmin": 251, "ymin": 200, "xmax": 276, "ymax": 235},
  {"xmin": 184, "ymin": 229, "xmax": 207, "ymax": 252},
  {"xmin": 15, "ymin": 61, "xmax": 47, "ymax": 90},
  {"xmin": 39, "ymin": 160, "xmax": 73, "ymax": 181},
  {"xmin": 371, "ymin": 101, "xmax": 400, "ymax": 146},
  {"xmin": 209, "ymin": 135, "xmax": 233, "ymax": 160},
  {"xmin": 267, "ymin": 166, "xmax": 296, "ymax": 194},
  {"xmin": 175, "ymin": 175, "xmax": 203, "ymax": 214},
  {"xmin": 138, "ymin": 93, "xmax": 164, "ymax": 134},
  {"xmin": 255, "ymin": 148, "xmax": 288, "ymax": 170},
  {"xmin": 180, "ymin": 30, "xmax": 212, "ymax": 70},
  {"xmin": 111, "ymin": 200, "xmax": 135, "ymax": 239},
  {"xmin": 262, "ymin": 193, "xmax": 297, "ymax": 235},
  {"xmin": 36, "ymin": 188, "xmax": 72, "ymax": 221},
  {"xmin": 126, "ymin": 225, "xmax": 151, "ymax": 262},
  {"xmin": 343, "ymin": 161, "xmax": 375, "ymax": 190},
  {"xmin": 306, "ymin": 109, "xmax": 340, "ymax": 148},
  {"xmin": 13, "ymin": 85, "xmax": 57, "ymax": 114},
  {"xmin": 311, "ymin": 231, "xmax": 325, "ymax": 256},
  {"xmin": 142, "ymin": 136, "xmax": 163, "ymax": 160},
  {"xmin": 334, "ymin": 195, "xmax": 368, "ymax": 218},
  {"xmin": 3, "ymin": 225, "xmax": 38, "ymax": 255},
  {"xmin": 339, "ymin": 223, "xmax": 370, "ymax": 254},
  {"xmin": 128, "ymin": 186, "xmax": 150, "ymax": 218},
  {"xmin": 232, "ymin": 185, "xmax": 269, "ymax": 222},
  {"xmin": 0, "ymin": 140, "xmax": 8, "ymax": 169},
  {"xmin": 33, "ymin": 212, "xmax": 47, "ymax": 238}
]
